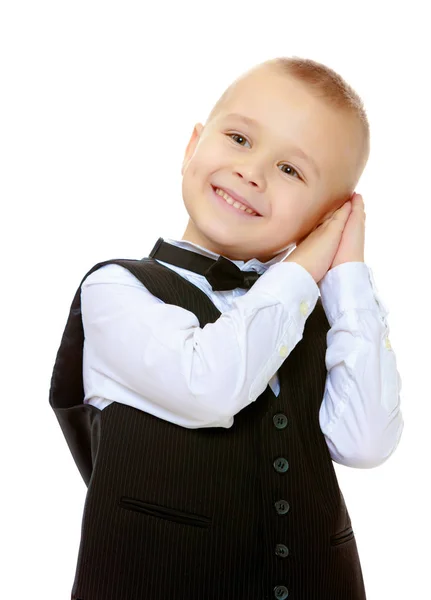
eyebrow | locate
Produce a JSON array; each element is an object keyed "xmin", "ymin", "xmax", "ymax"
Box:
[{"xmin": 222, "ymin": 112, "xmax": 320, "ymax": 178}]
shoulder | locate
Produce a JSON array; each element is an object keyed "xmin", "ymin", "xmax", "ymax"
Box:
[{"xmin": 82, "ymin": 261, "xmax": 147, "ymax": 289}]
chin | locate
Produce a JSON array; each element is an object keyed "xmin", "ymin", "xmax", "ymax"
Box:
[{"xmin": 199, "ymin": 224, "xmax": 238, "ymax": 251}]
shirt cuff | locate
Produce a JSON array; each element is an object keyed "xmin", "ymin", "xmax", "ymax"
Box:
[
  {"xmin": 245, "ymin": 261, "xmax": 320, "ymax": 327},
  {"xmin": 318, "ymin": 262, "xmax": 389, "ymax": 325}
]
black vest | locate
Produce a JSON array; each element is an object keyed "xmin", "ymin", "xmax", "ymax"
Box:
[{"xmin": 49, "ymin": 257, "xmax": 367, "ymax": 600}]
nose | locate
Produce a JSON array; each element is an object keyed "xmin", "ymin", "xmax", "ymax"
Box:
[{"xmin": 232, "ymin": 165, "xmax": 265, "ymax": 190}]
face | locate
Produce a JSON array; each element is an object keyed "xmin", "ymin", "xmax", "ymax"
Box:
[{"xmin": 180, "ymin": 67, "xmax": 362, "ymax": 262}]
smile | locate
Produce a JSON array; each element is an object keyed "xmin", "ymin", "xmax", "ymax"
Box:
[{"xmin": 212, "ymin": 187, "xmax": 260, "ymax": 216}]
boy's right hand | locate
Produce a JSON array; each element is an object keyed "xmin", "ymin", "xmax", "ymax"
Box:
[{"xmin": 283, "ymin": 200, "xmax": 353, "ymax": 284}]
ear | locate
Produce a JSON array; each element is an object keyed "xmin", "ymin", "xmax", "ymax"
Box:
[{"xmin": 181, "ymin": 123, "xmax": 204, "ymax": 175}]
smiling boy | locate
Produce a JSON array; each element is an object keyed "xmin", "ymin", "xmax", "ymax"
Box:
[
  {"xmin": 50, "ymin": 56, "xmax": 403, "ymax": 600},
  {"xmin": 181, "ymin": 59, "xmax": 369, "ymax": 261}
]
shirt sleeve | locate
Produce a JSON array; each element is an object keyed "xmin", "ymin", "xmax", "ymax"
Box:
[
  {"xmin": 317, "ymin": 261, "xmax": 404, "ymax": 468},
  {"xmin": 81, "ymin": 261, "xmax": 319, "ymax": 429}
]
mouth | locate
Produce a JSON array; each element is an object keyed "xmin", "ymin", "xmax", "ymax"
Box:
[{"xmin": 210, "ymin": 185, "xmax": 262, "ymax": 217}]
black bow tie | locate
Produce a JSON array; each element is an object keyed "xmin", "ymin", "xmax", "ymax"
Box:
[{"xmin": 148, "ymin": 238, "xmax": 262, "ymax": 291}]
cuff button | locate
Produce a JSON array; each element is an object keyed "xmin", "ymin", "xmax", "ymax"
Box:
[{"xmin": 300, "ymin": 300, "xmax": 309, "ymax": 316}]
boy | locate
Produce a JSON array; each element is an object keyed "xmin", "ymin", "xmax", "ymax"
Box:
[{"xmin": 50, "ymin": 56, "xmax": 404, "ymax": 600}]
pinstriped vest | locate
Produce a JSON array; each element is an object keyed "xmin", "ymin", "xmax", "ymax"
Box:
[{"xmin": 49, "ymin": 257, "xmax": 367, "ymax": 600}]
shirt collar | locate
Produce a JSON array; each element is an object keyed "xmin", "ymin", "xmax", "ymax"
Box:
[{"xmin": 163, "ymin": 237, "xmax": 296, "ymax": 275}]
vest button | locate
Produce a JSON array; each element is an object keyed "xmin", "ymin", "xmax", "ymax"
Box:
[
  {"xmin": 275, "ymin": 500, "xmax": 290, "ymax": 515},
  {"xmin": 273, "ymin": 457, "xmax": 289, "ymax": 473},
  {"xmin": 273, "ymin": 413, "xmax": 288, "ymax": 429},
  {"xmin": 274, "ymin": 584, "xmax": 289, "ymax": 599},
  {"xmin": 275, "ymin": 543, "xmax": 289, "ymax": 557}
]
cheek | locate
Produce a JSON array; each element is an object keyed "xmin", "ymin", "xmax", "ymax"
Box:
[
  {"xmin": 277, "ymin": 204, "xmax": 317, "ymax": 240},
  {"xmin": 302, "ymin": 212, "xmax": 322, "ymax": 236},
  {"xmin": 182, "ymin": 162, "xmax": 204, "ymax": 201},
  {"xmin": 183, "ymin": 152, "xmax": 210, "ymax": 182},
  {"xmin": 272, "ymin": 190, "xmax": 311, "ymax": 222},
  {"xmin": 181, "ymin": 162, "xmax": 206, "ymax": 207}
]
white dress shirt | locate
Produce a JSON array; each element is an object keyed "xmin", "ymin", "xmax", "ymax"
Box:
[{"xmin": 81, "ymin": 237, "xmax": 404, "ymax": 469}]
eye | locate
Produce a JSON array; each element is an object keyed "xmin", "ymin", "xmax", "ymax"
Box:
[
  {"xmin": 279, "ymin": 164, "xmax": 301, "ymax": 179},
  {"xmin": 228, "ymin": 133, "xmax": 250, "ymax": 147},
  {"xmin": 226, "ymin": 133, "xmax": 302, "ymax": 180}
]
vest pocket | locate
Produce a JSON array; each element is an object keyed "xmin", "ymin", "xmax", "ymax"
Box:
[
  {"xmin": 118, "ymin": 496, "xmax": 211, "ymax": 529},
  {"xmin": 330, "ymin": 525, "xmax": 355, "ymax": 546}
]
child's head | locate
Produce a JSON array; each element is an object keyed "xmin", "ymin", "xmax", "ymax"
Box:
[{"xmin": 180, "ymin": 56, "xmax": 370, "ymax": 262}]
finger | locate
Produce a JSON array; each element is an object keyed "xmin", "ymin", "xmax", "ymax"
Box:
[
  {"xmin": 325, "ymin": 202, "xmax": 349, "ymax": 221},
  {"xmin": 333, "ymin": 201, "xmax": 351, "ymax": 216}
]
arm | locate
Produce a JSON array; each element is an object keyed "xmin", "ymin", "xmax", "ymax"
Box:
[
  {"xmin": 318, "ymin": 262, "xmax": 404, "ymax": 468},
  {"xmin": 81, "ymin": 261, "xmax": 320, "ymax": 429}
]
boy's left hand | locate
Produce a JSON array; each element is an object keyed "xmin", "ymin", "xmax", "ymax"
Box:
[{"xmin": 330, "ymin": 193, "xmax": 365, "ymax": 268}]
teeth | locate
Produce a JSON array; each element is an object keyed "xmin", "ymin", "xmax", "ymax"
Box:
[{"xmin": 215, "ymin": 187, "xmax": 258, "ymax": 215}]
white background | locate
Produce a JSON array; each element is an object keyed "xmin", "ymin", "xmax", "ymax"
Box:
[{"xmin": 1, "ymin": 1, "xmax": 429, "ymax": 598}]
